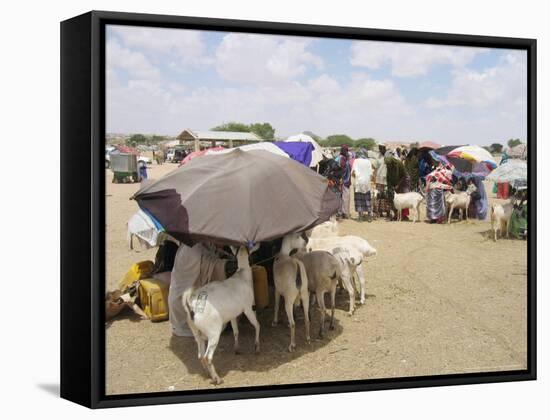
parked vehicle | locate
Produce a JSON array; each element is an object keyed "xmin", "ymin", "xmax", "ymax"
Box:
[
  {"xmin": 166, "ymin": 148, "xmax": 175, "ymax": 162},
  {"xmin": 166, "ymin": 147, "xmax": 187, "ymax": 163},
  {"xmin": 110, "ymin": 153, "xmax": 139, "ymax": 183},
  {"xmin": 106, "ymin": 147, "xmax": 151, "ymax": 168}
]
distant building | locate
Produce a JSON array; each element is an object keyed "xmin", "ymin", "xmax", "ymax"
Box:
[{"xmin": 177, "ymin": 129, "xmax": 262, "ymax": 151}]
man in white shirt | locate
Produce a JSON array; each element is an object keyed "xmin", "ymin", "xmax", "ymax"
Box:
[{"xmin": 351, "ymin": 155, "xmax": 373, "ymax": 221}]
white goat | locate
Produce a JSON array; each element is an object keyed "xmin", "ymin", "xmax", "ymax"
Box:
[
  {"xmin": 306, "ymin": 238, "xmax": 364, "ymax": 315},
  {"xmin": 183, "ymin": 245, "xmax": 260, "ymax": 385},
  {"xmin": 272, "ymin": 232, "xmax": 311, "ymax": 352},
  {"xmin": 445, "ymin": 191, "xmax": 471, "ymax": 224},
  {"xmin": 491, "ymin": 202, "xmax": 513, "ymax": 241},
  {"xmin": 307, "ymin": 235, "xmax": 376, "ymax": 308},
  {"xmin": 308, "ymin": 216, "xmax": 339, "ymax": 239},
  {"xmin": 393, "ymin": 192, "xmax": 424, "ymax": 222},
  {"xmin": 294, "ymin": 250, "xmax": 340, "ymax": 337}
]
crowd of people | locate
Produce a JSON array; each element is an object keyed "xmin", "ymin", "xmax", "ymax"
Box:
[{"xmin": 323, "ymin": 144, "xmax": 489, "ymax": 224}]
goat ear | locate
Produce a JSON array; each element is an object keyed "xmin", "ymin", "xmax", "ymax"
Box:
[{"xmin": 229, "ymin": 245, "xmax": 238, "ymax": 256}]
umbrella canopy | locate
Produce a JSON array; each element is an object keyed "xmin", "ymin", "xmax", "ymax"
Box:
[
  {"xmin": 285, "ymin": 133, "xmax": 324, "ymax": 167},
  {"xmin": 434, "ymin": 145, "xmax": 496, "ymax": 176},
  {"xmin": 447, "ymin": 145, "xmax": 497, "ymax": 169},
  {"xmin": 132, "ymin": 149, "xmax": 340, "ymax": 246},
  {"xmin": 486, "ymin": 159, "xmax": 527, "ymax": 183},
  {"xmin": 205, "ymin": 142, "xmax": 289, "ymax": 158},
  {"xmin": 434, "ymin": 145, "xmax": 466, "ymax": 156},
  {"xmin": 417, "ymin": 141, "xmax": 441, "ymax": 150}
]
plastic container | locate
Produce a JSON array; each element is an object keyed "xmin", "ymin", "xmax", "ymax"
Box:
[
  {"xmin": 138, "ymin": 278, "xmax": 169, "ymax": 322},
  {"xmin": 119, "ymin": 260, "xmax": 154, "ymax": 290},
  {"xmin": 497, "ymin": 182, "xmax": 510, "ymax": 199},
  {"xmin": 252, "ymin": 265, "xmax": 269, "ymax": 310}
]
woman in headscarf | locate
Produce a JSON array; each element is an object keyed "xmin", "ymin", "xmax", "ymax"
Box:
[
  {"xmin": 425, "ymin": 162, "xmax": 454, "ymax": 223},
  {"xmin": 334, "ymin": 144, "xmax": 352, "ymax": 219}
]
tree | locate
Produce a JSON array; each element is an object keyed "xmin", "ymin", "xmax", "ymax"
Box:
[
  {"xmin": 126, "ymin": 134, "xmax": 148, "ymax": 147},
  {"xmin": 249, "ymin": 122, "xmax": 275, "ymax": 140},
  {"xmin": 326, "ymin": 134, "xmax": 354, "ymax": 147},
  {"xmin": 211, "ymin": 122, "xmax": 250, "ymax": 132},
  {"xmin": 355, "ymin": 138, "xmax": 377, "ymax": 150},
  {"xmin": 490, "ymin": 143, "xmax": 503, "ymax": 153},
  {"xmin": 151, "ymin": 135, "xmax": 166, "ymax": 144},
  {"xmin": 507, "ymin": 138, "xmax": 522, "ymax": 148},
  {"xmin": 211, "ymin": 121, "xmax": 276, "ymax": 140}
]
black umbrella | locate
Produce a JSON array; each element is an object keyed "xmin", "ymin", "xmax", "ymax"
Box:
[{"xmin": 132, "ymin": 149, "xmax": 341, "ymax": 246}]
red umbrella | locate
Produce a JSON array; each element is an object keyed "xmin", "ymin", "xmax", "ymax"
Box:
[
  {"xmin": 417, "ymin": 141, "xmax": 441, "ymax": 150},
  {"xmin": 116, "ymin": 145, "xmax": 139, "ymax": 155},
  {"xmin": 179, "ymin": 147, "xmax": 225, "ymax": 166}
]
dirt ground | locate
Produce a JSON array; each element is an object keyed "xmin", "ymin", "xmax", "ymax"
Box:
[{"xmin": 106, "ymin": 162, "xmax": 527, "ymax": 395}]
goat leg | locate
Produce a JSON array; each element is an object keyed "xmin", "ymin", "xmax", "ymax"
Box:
[
  {"xmin": 244, "ymin": 308, "xmax": 261, "ymax": 353},
  {"xmin": 230, "ymin": 319, "xmax": 240, "ymax": 354}
]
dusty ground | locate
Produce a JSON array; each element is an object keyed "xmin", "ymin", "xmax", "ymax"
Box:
[{"xmin": 106, "ymin": 162, "xmax": 527, "ymax": 395}]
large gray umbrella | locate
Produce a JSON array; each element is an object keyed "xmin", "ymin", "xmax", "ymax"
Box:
[{"xmin": 132, "ymin": 149, "xmax": 340, "ymax": 246}]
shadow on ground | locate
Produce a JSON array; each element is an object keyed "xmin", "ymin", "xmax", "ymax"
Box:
[{"xmin": 168, "ymin": 291, "xmax": 355, "ymax": 380}]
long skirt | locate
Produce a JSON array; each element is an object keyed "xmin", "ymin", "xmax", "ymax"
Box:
[
  {"xmin": 354, "ymin": 191, "xmax": 372, "ymax": 214},
  {"xmin": 340, "ymin": 186, "xmax": 350, "ymax": 217},
  {"xmin": 426, "ymin": 189, "xmax": 446, "ymax": 221},
  {"xmin": 375, "ymin": 184, "xmax": 392, "ymax": 216}
]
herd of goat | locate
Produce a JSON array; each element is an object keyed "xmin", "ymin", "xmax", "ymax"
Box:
[
  {"xmin": 181, "ymin": 192, "xmax": 515, "ymax": 385},
  {"xmin": 182, "ymin": 219, "xmax": 377, "ymax": 385},
  {"xmin": 389, "ymin": 190, "xmax": 514, "ymax": 241}
]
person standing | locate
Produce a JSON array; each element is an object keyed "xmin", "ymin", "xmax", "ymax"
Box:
[
  {"xmin": 425, "ymin": 162, "xmax": 453, "ymax": 223},
  {"xmin": 351, "ymin": 152, "xmax": 373, "ymax": 222},
  {"xmin": 373, "ymin": 144, "xmax": 391, "ymax": 219},
  {"xmin": 138, "ymin": 159, "xmax": 148, "ymax": 181},
  {"xmin": 335, "ymin": 145, "xmax": 352, "ymax": 219},
  {"xmin": 386, "ymin": 153, "xmax": 409, "ymax": 220}
]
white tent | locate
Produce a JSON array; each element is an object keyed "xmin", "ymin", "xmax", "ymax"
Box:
[
  {"xmin": 285, "ymin": 133, "xmax": 324, "ymax": 167},
  {"xmin": 205, "ymin": 142, "xmax": 289, "ymax": 158},
  {"xmin": 506, "ymin": 143, "xmax": 527, "ymax": 160}
]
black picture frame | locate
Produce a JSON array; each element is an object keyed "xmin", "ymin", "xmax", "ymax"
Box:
[{"xmin": 60, "ymin": 10, "xmax": 537, "ymax": 409}]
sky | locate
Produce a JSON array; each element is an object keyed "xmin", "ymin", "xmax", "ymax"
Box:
[{"xmin": 106, "ymin": 25, "xmax": 527, "ymax": 145}]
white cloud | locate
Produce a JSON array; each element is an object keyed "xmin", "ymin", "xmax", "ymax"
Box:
[
  {"xmin": 105, "ymin": 27, "xmax": 526, "ymax": 145},
  {"xmin": 106, "ymin": 69, "xmax": 411, "ymax": 140},
  {"xmin": 106, "ymin": 39, "xmax": 160, "ymax": 80},
  {"xmin": 425, "ymin": 51, "xmax": 527, "ymax": 109},
  {"xmin": 350, "ymin": 40, "xmax": 484, "ymax": 77},
  {"xmin": 215, "ymin": 33, "xmax": 323, "ymax": 85},
  {"xmin": 308, "ymin": 74, "xmax": 341, "ymax": 93},
  {"xmin": 109, "ymin": 25, "xmax": 208, "ymax": 67}
]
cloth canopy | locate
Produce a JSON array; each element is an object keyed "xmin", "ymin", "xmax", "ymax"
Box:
[
  {"xmin": 205, "ymin": 142, "xmax": 289, "ymax": 158},
  {"xmin": 273, "ymin": 141, "xmax": 314, "ymax": 166},
  {"xmin": 285, "ymin": 133, "xmax": 324, "ymax": 167},
  {"xmin": 127, "ymin": 209, "xmax": 164, "ymax": 249},
  {"xmin": 506, "ymin": 143, "xmax": 527, "ymax": 160}
]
